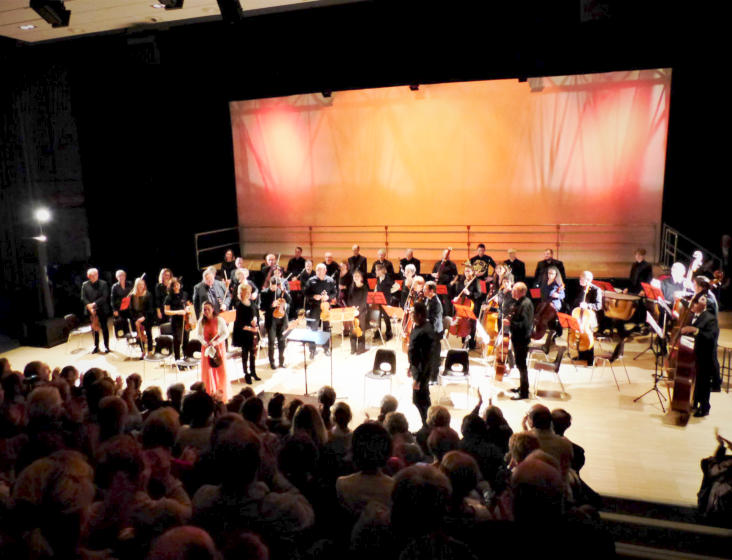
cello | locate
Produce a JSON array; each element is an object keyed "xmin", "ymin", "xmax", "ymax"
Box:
[
  {"xmin": 568, "ymin": 283, "xmax": 596, "ymax": 358},
  {"xmin": 666, "ymin": 292, "xmax": 701, "ymax": 417},
  {"xmin": 450, "ymin": 268, "xmax": 478, "ymax": 340}
]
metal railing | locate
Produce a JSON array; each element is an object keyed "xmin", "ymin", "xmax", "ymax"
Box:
[
  {"xmin": 660, "ymin": 223, "xmax": 721, "ymax": 269},
  {"xmin": 193, "ymin": 222, "xmax": 659, "ymax": 276}
]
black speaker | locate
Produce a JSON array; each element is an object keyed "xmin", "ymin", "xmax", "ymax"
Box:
[{"xmin": 24, "ymin": 318, "xmax": 69, "ymax": 348}]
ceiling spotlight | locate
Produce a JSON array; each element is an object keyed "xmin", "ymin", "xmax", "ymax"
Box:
[
  {"xmin": 19, "ymin": 24, "xmax": 37, "ymax": 30},
  {"xmin": 216, "ymin": 0, "xmax": 244, "ymax": 23},
  {"xmin": 34, "ymin": 207, "xmax": 51, "ymax": 223},
  {"xmin": 33, "ymin": 234, "xmax": 48, "ymax": 243},
  {"xmin": 158, "ymin": 0, "xmax": 184, "ymax": 9},
  {"xmin": 29, "ymin": 0, "xmax": 70, "ymax": 28},
  {"xmin": 409, "ymin": 84, "xmax": 419, "ymax": 91}
]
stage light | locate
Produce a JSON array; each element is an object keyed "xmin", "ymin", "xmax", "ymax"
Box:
[
  {"xmin": 33, "ymin": 234, "xmax": 47, "ymax": 243},
  {"xmin": 29, "ymin": 0, "xmax": 70, "ymax": 28},
  {"xmin": 34, "ymin": 208, "xmax": 51, "ymax": 223},
  {"xmin": 409, "ymin": 84, "xmax": 419, "ymax": 91},
  {"xmin": 158, "ymin": 0, "xmax": 184, "ymax": 8},
  {"xmin": 216, "ymin": 0, "xmax": 244, "ymax": 23}
]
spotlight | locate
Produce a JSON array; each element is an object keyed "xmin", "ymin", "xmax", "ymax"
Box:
[
  {"xmin": 34, "ymin": 208, "xmax": 51, "ymax": 223},
  {"xmin": 29, "ymin": 0, "xmax": 70, "ymax": 28},
  {"xmin": 216, "ymin": 0, "xmax": 244, "ymax": 23},
  {"xmin": 409, "ymin": 84, "xmax": 419, "ymax": 91},
  {"xmin": 33, "ymin": 234, "xmax": 48, "ymax": 243},
  {"xmin": 158, "ymin": 0, "xmax": 184, "ymax": 8}
]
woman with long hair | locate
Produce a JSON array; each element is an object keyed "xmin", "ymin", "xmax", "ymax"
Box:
[
  {"xmin": 196, "ymin": 300, "xmax": 230, "ymax": 401},
  {"xmin": 155, "ymin": 268, "xmax": 173, "ymax": 324},
  {"xmin": 129, "ymin": 277, "xmax": 155, "ymax": 358},
  {"xmin": 233, "ymin": 283, "xmax": 260, "ymax": 385},
  {"xmin": 164, "ymin": 277, "xmax": 190, "ymax": 361},
  {"xmin": 542, "ymin": 266, "xmax": 565, "ymax": 312}
]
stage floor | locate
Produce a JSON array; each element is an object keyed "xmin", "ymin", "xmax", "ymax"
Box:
[{"xmin": 2, "ymin": 315, "xmax": 731, "ymax": 508}]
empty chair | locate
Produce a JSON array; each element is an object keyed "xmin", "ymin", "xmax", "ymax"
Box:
[
  {"xmin": 438, "ymin": 349, "xmax": 470, "ymax": 404},
  {"xmin": 529, "ymin": 331, "xmax": 556, "ymax": 361},
  {"xmin": 441, "ymin": 317, "xmax": 452, "ymax": 352},
  {"xmin": 367, "ymin": 308, "xmax": 385, "ymax": 346},
  {"xmin": 592, "ymin": 338, "xmax": 630, "ymax": 391},
  {"xmin": 531, "ymin": 346, "xmax": 567, "ymax": 396},
  {"xmin": 64, "ymin": 313, "xmax": 91, "ymax": 354},
  {"xmin": 364, "ymin": 348, "xmax": 397, "ymax": 406}
]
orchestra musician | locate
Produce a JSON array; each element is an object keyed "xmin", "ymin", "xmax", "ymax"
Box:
[
  {"xmin": 298, "ymin": 260, "xmax": 316, "ymax": 285},
  {"xmin": 323, "ymin": 252, "xmax": 340, "ymax": 285},
  {"xmin": 400, "ymin": 248, "xmax": 421, "ymax": 277},
  {"xmin": 504, "ymin": 248, "xmax": 526, "ymax": 284},
  {"xmin": 371, "ymin": 249, "xmax": 395, "ymax": 279},
  {"xmin": 453, "ymin": 263, "xmax": 482, "ymax": 350},
  {"xmin": 626, "ymin": 248, "xmax": 653, "ymax": 295},
  {"xmin": 111, "ymin": 269, "xmax": 133, "ymax": 322},
  {"xmin": 660, "ymin": 263, "xmax": 688, "ymax": 303},
  {"xmin": 432, "ymin": 249, "xmax": 458, "ymax": 316},
  {"xmin": 260, "ymin": 277, "xmax": 291, "ymax": 369},
  {"xmin": 571, "ymin": 271, "xmax": 602, "ymax": 363},
  {"xmin": 680, "ymin": 295, "xmax": 719, "ymax": 417},
  {"xmin": 533, "ymin": 248, "xmax": 566, "ymax": 288},
  {"xmin": 260, "ymin": 254, "xmax": 279, "ymax": 290},
  {"xmin": 192, "ymin": 267, "xmax": 228, "ymax": 317},
  {"xmin": 347, "ymin": 270, "xmax": 369, "ymax": 354},
  {"xmin": 470, "ymin": 243, "xmax": 496, "ymax": 282},
  {"xmin": 348, "ymin": 245, "xmax": 368, "ymax": 277},
  {"xmin": 495, "ymin": 270, "xmax": 515, "ymax": 322},
  {"xmin": 693, "ymin": 276, "xmax": 722, "ymax": 393},
  {"xmin": 198, "ymin": 300, "xmax": 231, "ymax": 399},
  {"xmin": 81, "ymin": 267, "xmax": 111, "ymax": 354},
  {"xmin": 508, "ymin": 282, "xmax": 534, "ymax": 400},
  {"xmin": 400, "ymin": 264, "xmax": 417, "ymax": 306},
  {"xmin": 408, "ymin": 301, "xmax": 437, "ymax": 427},
  {"xmin": 305, "ymin": 263, "xmax": 337, "ymax": 358},
  {"xmin": 423, "ymin": 280, "xmax": 444, "ymax": 382},
  {"xmin": 228, "ymin": 268, "xmax": 258, "ymax": 308},
  {"xmin": 164, "ymin": 277, "xmax": 190, "ymax": 361},
  {"xmin": 233, "ymin": 283, "xmax": 260, "ymax": 384},
  {"xmin": 541, "ymin": 266, "xmax": 566, "ymax": 312},
  {"xmin": 129, "ymin": 277, "xmax": 155, "ymax": 358},
  {"xmin": 155, "ymin": 268, "xmax": 173, "ymax": 325},
  {"xmin": 374, "ymin": 264, "xmax": 395, "ymax": 342},
  {"xmin": 286, "ymin": 246, "xmax": 306, "ymax": 278},
  {"xmin": 338, "ymin": 262, "xmax": 353, "ymax": 307},
  {"xmin": 219, "ymin": 249, "xmax": 237, "ymax": 283}
]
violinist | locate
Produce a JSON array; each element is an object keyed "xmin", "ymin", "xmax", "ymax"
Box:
[
  {"xmin": 298, "ymin": 259, "xmax": 316, "ymax": 284},
  {"xmin": 323, "ymin": 252, "xmax": 340, "ymax": 285},
  {"xmin": 680, "ymin": 295, "xmax": 718, "ymax": 417},
  {"xmin": 193, "ymin": 267, "xmax": 228, "ymax": 316},
  {"xmin": 374, "ymin": 264, "xmax": 395, "ymax": 342},
  {"xmin": 570, "ymin": 271, "xmax": 602, "ymax": 363},
  {"xmin": 111, "ymin": 269, "xmax": 133, "ymax": 321},
  {"xmin": 229, "ymin": 268, "xmax": 258, "ymax": 308},
  {"xmin": 541, "ymin": 266, "xmax": 565, "ymax": 312},
  {"xmin": 155, "ymin": 268, "xmax": 173, "ymax": 325},
  {"xmin": 400, "ymin": 248, "xmax": 421, "ymax": 277},
  {"xmin": 260, "ymin": 254, "xmax": 278, "ymax": 290},
  {"xmin": 219, "ymin": 249, "xmax": 237, "ymax": 283},
  {"xmin": 508, "ymin": 282, "xmax": 534, "ymax": 400},
  {"xmin": 164, "ymin": 277, "xmax": 190, "ymax": 361},
  {"xmin": 305, "ymin": 263, "xmax": 337, "ymax": 358},
  {"xmin": 129, "ymin": 277, "xmax": 155, "ymax": 358},
  {"xmin": 348, "ymin": 245, "xmax": 368, "ymax": 277},
  {"xmin": 432, "ymin": 249, "xmax": 458, "ymax": 315},
  {"xmin": 347, "ymin": 270, "xmax": 369, "ymax": 354},
  {"xmin": 533, "ymin": 248, "xmax": 566, "ymax": 288},
  {"xmin": 423, "ymin": 281, "xmax": 444, "ymax": 382},
  {"xmin": 233, "ymin": 283, "xmax": 260, "ymax": 385},
  {"xmin": 371, "ymin": 249, "xmax": 395, "ymax": 279},
  {"xmin": 286, "ymin": 246, "xmax": 306, "ymax": 278},
  {"xmin": 400, "ymin": 264, "xmax": 417, "ymax": 306},
  {"xmin": 260, "ymin": 277, "xmax": 291, "ymax": 369},
  {"xmin": 453, "ymin": 263, "xmax": 482, "ymax": 350},
  {"xmin": 660, "ymin": 262, "xmax": 689, "ymax": 304},
  {"xmin": 495, "ymin": 271, "xmax": 515, "ymax": 322},
  {"xmin": 504, "ymin": 248, "xmax": 526, "ymax": 284}
]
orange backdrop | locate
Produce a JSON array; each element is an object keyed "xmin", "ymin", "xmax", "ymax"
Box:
[{"xmin": 230, "ymin": 69, "xmax": 670, "ymax": 229}]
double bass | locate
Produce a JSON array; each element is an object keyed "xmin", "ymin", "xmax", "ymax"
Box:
[
  {"xmin": 449, "ymin": 271, "xmax": 478, "ymax": 339},
  {"xmin": 666, "ymin": 292, "xmax": 701, "ymax": 417},
  {"xmin": 401, "ymin": 289, "xmax": 424, "ymax": 352}
]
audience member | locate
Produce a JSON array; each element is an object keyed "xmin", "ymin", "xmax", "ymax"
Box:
[
  {"xmin": 377, "ymin": 395, "xmax": 398, "ymax": 424},
  {"xmin": 317, "ymin": 386, "xmax": 336, "ymax": 429}
]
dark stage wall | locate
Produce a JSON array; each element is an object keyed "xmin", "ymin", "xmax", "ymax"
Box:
[{"xmin": 0, "ymin": 2, "xmax": 725, "ymax": 337}]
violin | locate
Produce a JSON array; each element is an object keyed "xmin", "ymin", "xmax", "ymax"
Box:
[
  {"xmin": 320, "ymin": 290, "xmax": 331, "ymax": 321},
  {"xmin": 184, "ymin": 301, "xmax": 196, "ymax": 331},
  {"xmin": 272, "ymin": 279, "xmax": 288, "ymax": 319},
  {"xmin": 353, "ymin": 317, "xmax": 363, "ymax": 338}
]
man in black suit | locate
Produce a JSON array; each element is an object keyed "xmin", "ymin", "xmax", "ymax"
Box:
[
  {"xmin": 423, "ymin": 281, "xmax": 444, "ymax": 382},
  {"xmin": 504, "ymin": 248, "xmax": 526, "ymax": 284},
  {"xmin": 192, "ymin": 267, "xmax": 228, "ymax": 317},
  {"xmin": 260, "ymin": 277, "xmax": 291, "ymax": 369},
  {"xmin": 374, "ymin": 264, "xmax": 394, "ymax": 341},
  {"xmin": 305, "ymin": 263, "xmax": 338, "ymax": 358},
  {"xmin": 432, "ymin": 249, "xmax": 458, "ymax": 316},
  {"xmin": 409, "ymin": 301, "xmax": 436, "ymax": 427},
  {"xmin": 399, "ymin": 248, "xmax": 421, "ymax": 278},
  {"xmin": 371, "ymin": 249, "xmax": 395, "ymax": 279},
  {"xmin": 81, "ymin": 267, "xmax": 111, "ymax": 353},
  {"xmin": 348, "ymin": 244, "xmax": 368, "ymax": 277},
  {"xmin": 286, "ymin": 246, "xmax": 306, "ymax": 278},
  {"xmin": 323, "ymin": 252, "xmax": 340, "ymax": 286},
  {"xmin": 628, "ymin": 248, "xmax": 653, "ymax": 295},
  {"xmin": 110, "ymin": 269, "xmax": 133, "ymax": 321},
  {"xmin": 508, "ymin": 282, "xmax": 534, "ymax": 400},
  {"xmin": 533, "ymin": 248, "xmax": 566, "ymax": 288},
  {"xmin": 681, "ymin": 295, "xmax": 719, "ymax": 417}
]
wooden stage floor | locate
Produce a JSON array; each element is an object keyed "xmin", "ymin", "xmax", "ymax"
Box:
[{"xmin": 2, "ymin": 314, "xmax": 731, "ymax": 508}]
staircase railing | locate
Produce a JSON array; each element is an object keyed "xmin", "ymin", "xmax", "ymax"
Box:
[{"xmin": 660, "ymin": 223, "xmax": 721, "ymax": 269}]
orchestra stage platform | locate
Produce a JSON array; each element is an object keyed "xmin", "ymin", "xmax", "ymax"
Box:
[{"xmin": 2, "ymin": 313, "xmax": 731, "ymax": 509}]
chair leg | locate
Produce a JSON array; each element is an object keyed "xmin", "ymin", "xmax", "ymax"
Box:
[
  {"xmin": 608, "ymin": 363, "xmax": 620, "ymax": 391},
  {"xmin": 554, "ymin": 369, "xmax": 565, "ymax": 393},
  {"xmin": 620, "ymin": 358, "xmax": 631, "ymax": 383}
]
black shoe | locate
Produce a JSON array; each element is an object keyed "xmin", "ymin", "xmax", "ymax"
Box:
[
  {"xmin": 324, "ymin": 349, "xmax": 331, "ymax": 357},
  {"xmin": 270, "ymin": 362, "xmax": 277, "ymax": 369},
  {"xmin": 278, "ymin": 363, "xmax": 286, "ymax": 368},
  {"xmin": 693, "ymin": 409, "xmax": 709, "ymax": 418},
  {"xmin": 103, "ymin": 348, "xmax": 111, "ymax": 354},
  {"xmin": 509, "ymin": 387, "xmax": 520, "ymax": 394},
  {"xmin": 384, "ymin": 332, "xmax": 393, "ymax": 342},
  {"xmin": 91, "ymin": 347, "xmax": 100, "ymax": 354},
  {"xmin": 511, "ymin": 394, "xmax": 529, "ymax": 400},
  {"xmin": 251, "ymin": 373, "xmax": 262, "ymax": 381},
  {"xmin": 244, "ymin": 375, "xmax": 252, "ymax": 385}
]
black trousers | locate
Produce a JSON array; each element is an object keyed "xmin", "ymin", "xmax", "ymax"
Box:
[
  {"xmin": 307, "ymin": 309, "xmax": 330, "ymax": 355},
  {"xmin": 514, "ymin": 341, "xmax": 530, "ymax": 397},
  {"xmin": 171, "ymin": 320, "xmax": 190, "ymax": 361},
  {"xmin": 93, "ymin": 313, "xmax": 110, "ymax": 350},
  {"xmin": 241, "ymin": 345, "xmax": 256, "ymax": 376},
  {"xmin": 350, "ymin": 333, "xmax": 366, "ymax": 353},
  {"xmin": 413, "ymin": 384, "xmax": 431, "ymax": 427},
  {"xmin": 268, "ymin": 319, "xmax": 287, "ymax": 365},
  {"xmin": 134, "ymin": 317, "xmax": 154, "ymax": 353},
  {"xmin": 379, "ymin": 308, "xmax": 393, "ymax": 336}
]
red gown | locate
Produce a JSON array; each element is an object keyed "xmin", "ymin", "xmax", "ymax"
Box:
[{"xmin": 200, "ymin": 319, "xmax": 230, "ymax": 402}]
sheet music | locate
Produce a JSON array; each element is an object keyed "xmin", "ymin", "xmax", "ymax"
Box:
[{"xmin": 646, "ymin": 311, "xmax": 664, "ymax": 338}]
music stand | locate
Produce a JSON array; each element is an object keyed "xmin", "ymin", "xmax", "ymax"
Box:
[
  {"xmin": 556, "ymin": 312, "xmax": 579, "ymax": 332},
  {"xmin": 634, "ymin": 283, "xmax": 669, "ymax": 360},
  {"xmin": 530, "ymin": 288, "xmax": 541, "ymax": 300},
  {"xmin": 436, "ymin": 285, "xmax": 448, "ymax": 295},
  {"xmin": 367, "ymin": 292, "xmax": 387, "ymax": 306},
  {"xmin": 289, "ymin": 279, "xmax": 301, "ymax": 291},
  {"xmin": 367, "ymin": 278, "xmax": 377, "ymax": 290},
  {"xmin": 633, "ymin": 311, "xmax": 667, "ymax": 412},
  {"xmin": 286, "ymin": 328, "xmax": 331, "ymax": 395}
]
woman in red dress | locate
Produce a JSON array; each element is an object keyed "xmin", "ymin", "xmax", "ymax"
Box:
[{"xmin": 196, "ymin": 301, "xmax": 230, "ymax": 402}]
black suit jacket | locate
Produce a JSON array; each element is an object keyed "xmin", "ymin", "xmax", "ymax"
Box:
[
  {"xmin": 192, "ymin": 280, "xmax": 227, "ymax": 316},
  {"xmin": 409, "ymin": 322, "xmax": 436, "ymax": 385},
  {"xmin": 509, "ymin": 296, "xmax": 534, "ymax": 345},
  {"xmin": 426, "ymin": 295, "xmax": 444, "ymax": 334},
  {"xmin": 692, "ymin": 310, "xmax": 718, "ymax": 373},
  {"xmin": 371, "ymin": 259, "xmax": 395, "ymax": 279},
  {"xmin": 81, "ymin": 280, "xmax": 111, "ymax": 316},
  {"xmin": 504, "ymin": 258, "xmax": 526, "ymax": 284},
  {"xmin": 629, "ymin": 260, "xmax": 653, "ymax": 294},
  {"xmin": 534, "ymin": 258, "xmax": 566, "ymax": 287},
  {"xmin": 348, "ymin": 255, "xmax": 368, "ymax": 277},
  {"xmin": 399, "ymin": 257, "xmax": 421, "ymax": 277}
]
